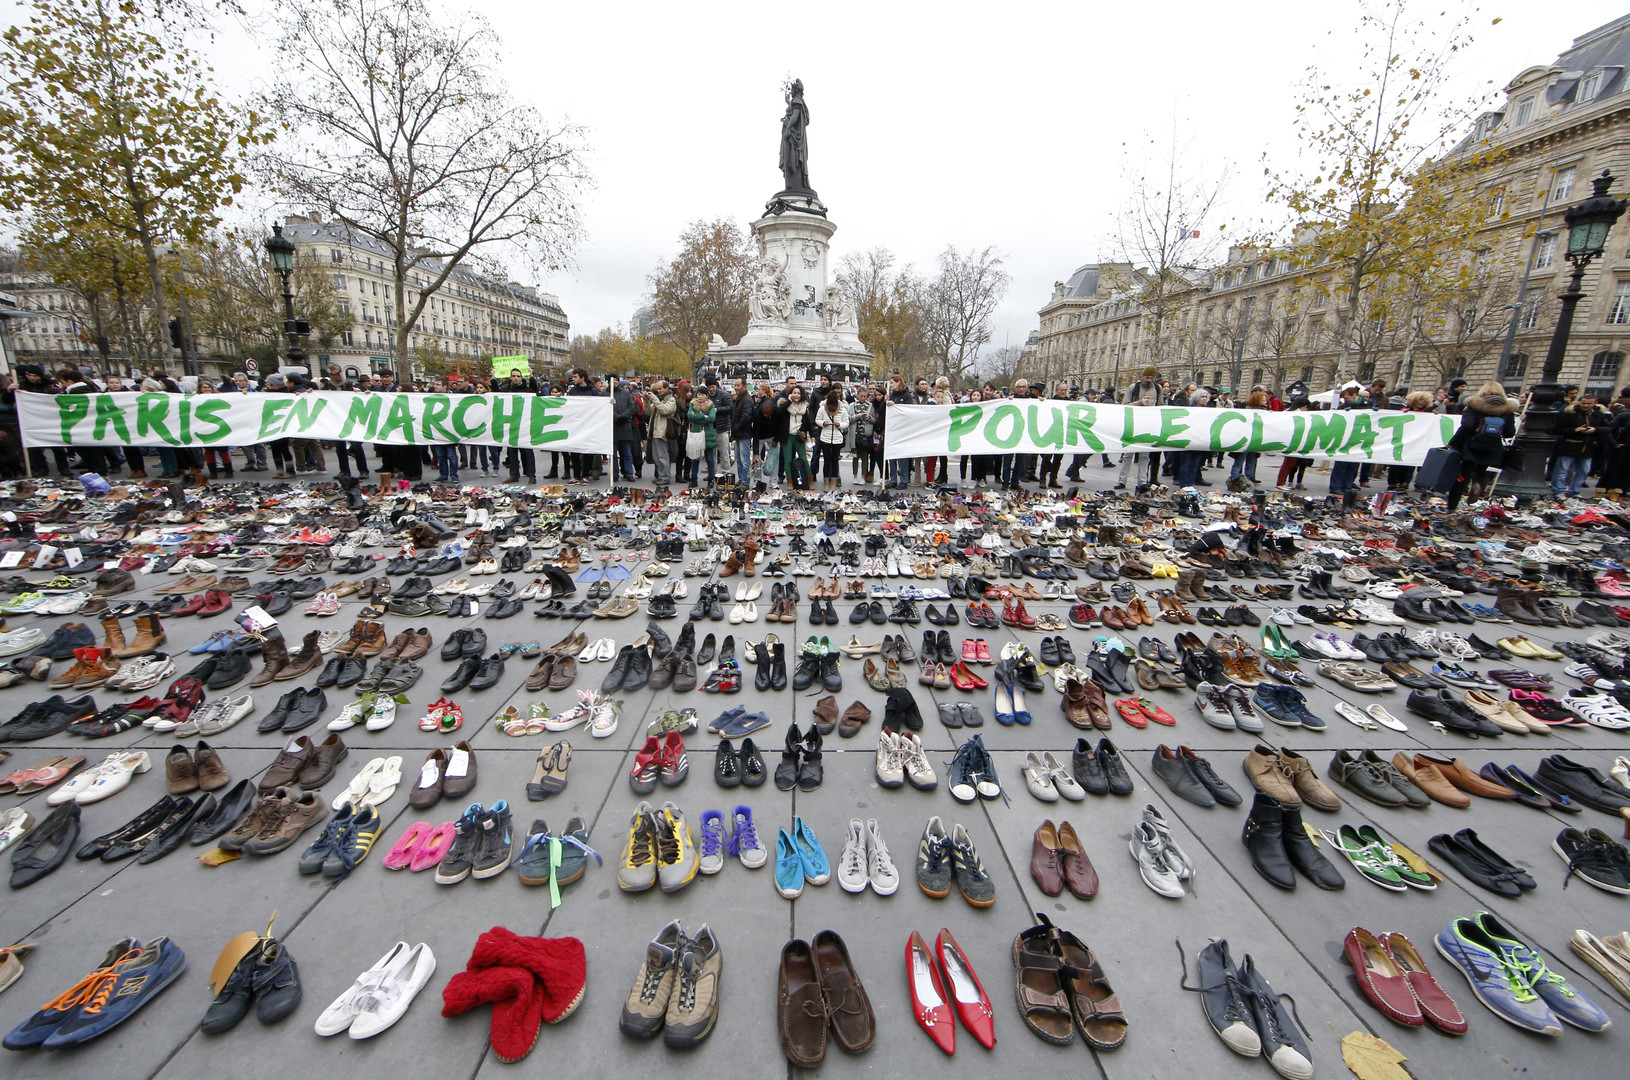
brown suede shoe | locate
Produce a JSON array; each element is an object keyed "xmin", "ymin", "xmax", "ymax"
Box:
[
  {"xmin": 779, "ymin": 939, "xmax": 826, "ymax": 1067},
  {"xmin": 193, "ymin": 741, "xmax": 230, "ymax": 792},
  {"xmin": 811, "ymin": 930, "xmax": 874, "ymax": 1053},
  {"xmin": 250, "ymin": 631, "xmax": 291, "ymax": 687},
  {"xmin": 837, "ymin": 700, "xmax": 871, "ymax": 738},
  {"xmin": 1278, "ymin": 747, "xmax": 1342, "ymax": 810},
  {"xmin": 810, "ymin": 695, "xmax": 838, "ymax": 735},
  {"xmin": 1244, "ymin": 744, "xmax": 1302, "ymax": 806},
  {"xmin": 165, "ymin": 744, "xmax": 198, "ymax": 795},
  {"xmin": 441, "ymin": 741, "xmax": 478, "ymax": 800},
  {"xmin": 243, "ymin": 790, "xmax": 327, "ymax": 855}
]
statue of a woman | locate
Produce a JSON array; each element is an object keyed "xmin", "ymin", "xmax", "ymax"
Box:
[{"xmin": 778, "ymin": 79, "xmax": 812, "ymax": 194}]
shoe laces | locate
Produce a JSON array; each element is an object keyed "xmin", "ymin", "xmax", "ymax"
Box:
[
  {"xmin": 701, "ymin": 816, "xmax": 725, "ymax": 862},
  {"xmin": 1561, "ymin": 836, "xmax": 1624, "ymax": 889},
  {"xmin": 728, "ymin": 814, "xmax": 758, "ymax": 858},
  {"xmin": 841, "ymin": 828, "xmax": 865, "ymax": 877},
  {"xmin": 656, "ymin": 811, "xmax": 683, "ymax": 866},
  {"xmin": 626, "ymin": 815, "xmax": 655, "ymax": 869}
]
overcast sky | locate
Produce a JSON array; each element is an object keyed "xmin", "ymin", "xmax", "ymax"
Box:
[{"xmin": 102, "ymin": 1, "xmax": 1630, "ymax": 361}]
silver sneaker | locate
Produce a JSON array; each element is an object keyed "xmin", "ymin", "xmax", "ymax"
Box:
[{"xmin": 1129, "ymin": 819, "xmax": 1186, "ymax": 898}]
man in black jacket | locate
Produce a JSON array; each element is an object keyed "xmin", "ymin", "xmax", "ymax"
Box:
[{"xmin": 730, "ymin": 378, "xmax": 755, "ymax": 484}]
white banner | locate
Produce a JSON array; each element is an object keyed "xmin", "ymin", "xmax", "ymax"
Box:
[
  {"xmin": 884, "ymin": 402, "xmax": 1455, "ymax": 465},
  {"xmin": 17, "ymin": 390, "xmax": 613, "ymax": 454}
]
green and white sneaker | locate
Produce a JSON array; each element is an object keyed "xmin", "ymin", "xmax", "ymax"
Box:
[
  {"xmin": 1324, "ymin": 824, "xmax": 1433, "ymax": 890},
  {"xmin": 647, "ymin": 708, "xmax": 699, "ymax": 737}
]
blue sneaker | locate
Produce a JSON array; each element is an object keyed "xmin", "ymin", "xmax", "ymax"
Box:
[
  {"xmin": 190, "ymin": 630, "xmax": 249, "ymax": 654},
  {"xmin": 775, "ymin": 829, "xmax": 803, "ymax": 898},
  {"xmin": 3, "ymin": 939, "xmax": 141, "ymax": 1050},
  {"xmin": 1434, "ymin": 917, "xmax": 1562, "ymax": 1036},
  {"xmin": 792, "ymin": 816, "xmax": 829, "ymax": 885},
  {"xmin": 1473, "ymin": 911, "xmax": 1612, "ymax": 1032},
  {"xmin": 41, "ymin": 937, "xmax": 187, "ymax": 1048}
]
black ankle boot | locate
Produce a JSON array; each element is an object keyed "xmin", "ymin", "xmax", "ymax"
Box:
[{"xmin": 774, "ymin": 723, "xmax": 802, "ymax": 791}]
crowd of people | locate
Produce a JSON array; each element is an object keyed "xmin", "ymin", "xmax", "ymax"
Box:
[{"xmin": 2, "ymin": 361, "xmax": 1628, "ymax": 507}]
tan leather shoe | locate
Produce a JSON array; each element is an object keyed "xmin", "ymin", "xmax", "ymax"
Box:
[{"xmin": 1393, "ymin": 753, "xmax": 1471, "ymax": 808}]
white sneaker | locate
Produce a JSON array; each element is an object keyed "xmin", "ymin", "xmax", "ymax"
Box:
[
  {"xmin": 837, "ymin": 818, "xmax": 869, "ymax": 892},
  {"xmin": 1351, "ymin": 599, "xmax": 1402, "ymax": 625},
  {"xmin": 1129, "ymin": 819, "xmax": 1185, "ymax": 898},
  {"xmin": 328, "ymin": 700, "xmax": 367, "ymax": 731},
  {"xmin": 733, "ymin": 807, "xmax": 768, "ymax": 869},
  {"xmin": 51, "ymin": 750, "xmax": 150, "ymax": 806},
  {"xmin": 1269, "ymin": 607, "xmax": 1296, "ymax": 626},
  {"xmin": 365, "ymin": 696, "xmax": 397, "ymax": 732},
  {"xmin": 866, "ymin": 818, "xmax": 899, "ymax": 895},
  {"xmin": 899, "ymin": 732, "xmax": 937, "ymax": 789},
  {"xmin": 0, "ymin": 627, "xmax": 44, "ymax": 656},
  {"xmin": 874, "ymin": 730, "xmax": 904, "ymax": 787}
]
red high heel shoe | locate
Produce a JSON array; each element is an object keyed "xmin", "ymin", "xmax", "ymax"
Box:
[
  {"xmin": 907, "ymin": 930, "xmax": 955, "ymax": 1054},
  {"xmin": 936, "ymin": 928, "xmax": 995, "ymax": 1049}
]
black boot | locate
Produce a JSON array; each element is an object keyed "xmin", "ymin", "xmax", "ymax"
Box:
[
  {"xmin": 1280, "ymin": 803, "xmax": 1345, "ymax": 890},
  {"xmin": 1241, "ymin": 792, "xmax": 1296, "ymax": 889},
  {"xmin": 754, "ymin": 642, "xmax": 773, "ymax": 692},
  {"xmin": 798, "ymin": 726, "xmax": 823, "ymax": 790},
  {"xmin": 770, "ymin": 642, "xmax": 788, "ymax": 691},
  {"xmin": 774, "ymin": 724, "xmax": 802, "ymax": 791}
]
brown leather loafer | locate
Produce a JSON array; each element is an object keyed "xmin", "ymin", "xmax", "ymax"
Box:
[
  {"xmin": 410, "ymin": 749, "xmax": 446, "ymax": 809},
  {"xmin": 778, "ymin": 939, "xmax": 827, "ymax": 1067},
  {"xmin": 1057, "ymin": 821, "xmax": 1099, "ymax": 899},
  {"xmin": 1394, "ymin": 752, "xmax": 1471, "ymax": 808},
  {"xmin": 812, "ymin": 930, "xmax": 874, "ymax": 1054}
]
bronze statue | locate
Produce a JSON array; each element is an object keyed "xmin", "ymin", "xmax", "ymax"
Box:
[{"xmin": 779, "ymin": 79, "xmax": 812, "ymax": 194}]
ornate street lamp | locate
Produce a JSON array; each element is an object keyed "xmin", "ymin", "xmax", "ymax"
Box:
[
  {"xmin": 1502, "ymin": 171, "xmax": 1627, "ymax": 500},
  {"xmin": 263, "ymin": 223, "xmax": 307, "ymax": 369}
]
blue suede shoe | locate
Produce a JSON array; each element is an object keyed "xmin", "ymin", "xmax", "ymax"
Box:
[
  {"xmin": 775, "ymin": 829, "xmax": 803, "ymax": 898},
  {"xmin": 41, "ymin": 937, "xmax": 187, "ymax": 1048},
  {"xmin": 792, "ymin": 816, "xmax": 829, "ymax": 885}
]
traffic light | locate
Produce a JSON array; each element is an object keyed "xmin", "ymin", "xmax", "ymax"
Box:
[{"xmin": 168, "ymin": 318, "xmax": 183, "ymax": 348}]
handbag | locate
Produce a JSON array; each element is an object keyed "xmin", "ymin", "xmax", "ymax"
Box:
[{"xmin": 685, "ymin": 430, "xmax": 706, "ymax": 458}]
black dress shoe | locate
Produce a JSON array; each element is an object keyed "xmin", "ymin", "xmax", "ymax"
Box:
[
  {"xmin": 315, "ymin": 656, "xmax": 344, "ymax": 688},
  {"xmin": 440, "ymin": 629, "xmax": 468, "ymax": 662},
  {"xmin": 738, "ymin": 737, "xmax": 767, "ymax": 786},
  {"xmin": 11, "ymin": 803, "xmax": 81, "ymax": 887},
  {"xmin": 621, "ymin": 648, "xmax": 650, "ymax": 693},
  {"xmin": 463, "ymin": 628, "xmax": 487, "ymax": 657},
  {"xmin": 1242, "ymin": 792, "xmax": 1297, "ymax": 889},
  {"xmin": 282, "ymin": 687, "xmax": 327, "ymax": 733},
  {"xmin": 488, "ymin": 597, "xmax": 523, "ymax": 618},
  {"xmin": 601, "ymin": 646, "xmax": 633, "ymax": 693},
  {"xmin": 335, "ymin": 656, "xmax": 367, "ymax": 689},
  {"xmin": 469, "ymin": 654, "xmax": 507, "ymax": 691},
  {"xmin": 259, "ymin": 689, "xmax": 301, "ymax": 734},
  {"xmin": 442, "ymin": 656, "xmax": 480, "ymax": 693},
  {"xmin": 191, "ymin": 780, "xmax": 258, "ymax": 845}
]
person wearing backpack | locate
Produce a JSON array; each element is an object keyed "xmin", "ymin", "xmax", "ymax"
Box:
[
  {"xmin": 1551, "ymin": 393, "xmax": 1602, "ymax": 499},
  {"xmin": 1444, "ymin": 381, "xmax": 1516, "ymax": 511}
]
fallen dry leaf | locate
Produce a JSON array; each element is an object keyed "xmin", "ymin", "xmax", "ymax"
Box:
[{"xmin": 1342, "ymin": 1030, "xmax": 1414, "ymax": 1080}]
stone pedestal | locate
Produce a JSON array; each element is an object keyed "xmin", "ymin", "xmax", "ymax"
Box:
[{"xmin": 709, "ymin": 197, "xmax": 873, "ymax": 385}]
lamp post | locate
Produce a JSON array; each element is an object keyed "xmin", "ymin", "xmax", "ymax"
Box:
[
  {"xmin": 1503, "ymin": 171, "xmax": 1628, "ymax": 500},
  {"xmin": 263, "ymin": 224, "xmax": 307, "ymax": 372}
]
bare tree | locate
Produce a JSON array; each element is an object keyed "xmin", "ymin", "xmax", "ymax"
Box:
[
  {"xmin": 646, "ymin": 218, "xmax": 755, "ymax": 363},
  {"xmin": 1113, "ymin": 130, "xmax": 1230, "ymax": 371},
  {"xmin": 260, "ymin": 0, "xmax": 588, "ymax": 377},
  {"xmin": 979, "ymin": 344, "xmax": 1025, "ymax": 386},
  {"xmin": 837, "ymin": 248, "xmax": 933, "ymax": 379},
  {"xmin": 925, "ymin": 245, "xmax": 1009, "ymax": 383}
]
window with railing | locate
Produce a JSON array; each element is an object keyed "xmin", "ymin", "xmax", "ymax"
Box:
[
  {"xmin": 1609, "ymin": 281, "xmax": 1630, "ymax": 325},
  {"xmin": 1590, "ymin": 350, "xmax": 1624, "ymax": 381}
]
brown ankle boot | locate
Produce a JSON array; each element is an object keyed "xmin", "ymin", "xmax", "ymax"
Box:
[
  {"xmin": 354, "ymin": 621, "xmax": 387, "ymax": 657},
  {"xmin": 721, "ymin": 550, "xmax": 742, "ymax": 577},
  {"xmin": 333, "ymin": 619, "xmax": 371, "ymax": 657},
  {"xmin": 100, "ymin": 615, "xmax": 127, "ymax": 653},
  {"xmin": 114, "ymin": 613, "xmax": 165, "ymax": 658},
  {"xmin": 251, "ymin": 630, "xmax": 292, "ymax": 687},
  {"xmin": 277, "ymin": 630, "xmax": 324, "ymax": 681},
  {"xmin": 75, "ymin": 647, "xmax": 120, "ymax": 688},
  {"xmin": 743, "ymin": 538, "xmax": 760, "ymax": 577}
]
